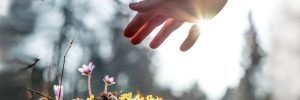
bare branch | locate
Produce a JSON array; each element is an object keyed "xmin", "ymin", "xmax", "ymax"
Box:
[
  {"xmin": 27, "ymin": 88, "xmax": 53, "ymax": 100},
  {"xmin": 18, "ymin": 58, "xmax": 40, "ymax": 73},
  {"xmin": 58, "ymin": 37, "xmax": 74, "ymax": 100}
]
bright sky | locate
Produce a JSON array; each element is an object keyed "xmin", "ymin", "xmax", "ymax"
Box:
[
  {"xmin": 0, "ymin": 0, "xmax": 10, "ymax": 16},
  {"xmin": 140, "ymin": 0, "xmax": 272, "ymax": 99}
]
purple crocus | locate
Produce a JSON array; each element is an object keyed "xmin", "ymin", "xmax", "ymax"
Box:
[
  {"xmin": 78, "ymin": 62, "xmax": 95, "ymax": 75},
  {"xmin": 103, "ymin": 75, "xmax": 116, "ymax": 85},
  {"xmin": 53, "ymin": 85, "xmax": 63, "ymax": 100}
]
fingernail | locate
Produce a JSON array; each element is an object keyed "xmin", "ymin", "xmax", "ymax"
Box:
[
  {"xmin": 130, "ymin": 38, "xmax": 141, "ymax": 45},
  {"xmin": 129, "ymin": 2, "xmax": 139, "ymax": 8},
  {"xmin": 149, "ymin": 43, "xmax": 158, "ymax": 49},
  {"xmin": 180, "ymin": 46, "xmax": 189, "ymax": 52}
]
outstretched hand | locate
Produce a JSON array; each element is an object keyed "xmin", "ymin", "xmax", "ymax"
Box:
[{"xmin": 124, "ymin": 0, "xmax": 227, "ymax": 51}]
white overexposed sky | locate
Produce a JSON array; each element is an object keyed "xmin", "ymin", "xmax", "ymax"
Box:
[
  {"xmin": 0, "ymin": 0, "xmax": 10, "ymax": 16},
  {"xmin": 140, "ymin": 0, "xmax": 272, "ymax": 99}
]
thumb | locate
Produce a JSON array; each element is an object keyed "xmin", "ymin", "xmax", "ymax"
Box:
[{"xmin": 129, "ymin": 0, "xmax": 169, "ymax": 12}]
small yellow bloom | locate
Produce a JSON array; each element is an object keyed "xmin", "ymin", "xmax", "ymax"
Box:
[
  {"xmin": 135, "ymin": 94, "xmax": 144, "ymax": 100},
  {"xmin": 119, "ymin": 93, "xmax": 162, "ymax": 100},
  {"xmin": 86, "ymin": 95, "xmax": 94, "ymax": 100},
  {"xmin": 146, "ymin": 95, "xmax": 153, "ymax": 100},
  {"xmin": 119, "ymin": 92, "xmax": 132, "ymax": 100},
  {"xmin": 145, "ymin": 95, "xmax": 163, "ymax": 100},
  {"xmin": 72, "ymin": 98, "xmax": 83, "ymax": 100}
]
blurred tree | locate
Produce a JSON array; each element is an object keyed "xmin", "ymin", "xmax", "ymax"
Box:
[
  {"xmin": 0, "ymin": 0, "xmax": 38, "ymax": 99},
  {"xmin": 221, "ymin": 12, "xmax": 270, "ymax": 100}
]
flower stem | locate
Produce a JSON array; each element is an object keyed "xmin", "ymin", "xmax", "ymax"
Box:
[
  {"xmin": 88, "ymin": 74, "xmax": 93, "ymax": 96},
  {"xmin": 104, "ymin": 84, "xmax": 108, "ymax": 93}
]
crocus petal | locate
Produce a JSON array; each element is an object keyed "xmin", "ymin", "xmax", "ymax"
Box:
[
  {"xmin": 88, "ymin": 65, "xmax": 94, "ymax": 71},
  {"xmin": 78, "ymin": 68, "xmax": 84, "ymax": 73},
  {"xmin": 82, "ymin": 65, "xmax": 88, "ymax": 70},
  {"xmin": 103, "ymin": 75, "xmax": 116, "ymax": 85},
  {"xmin": 88, "ymin": 62, "xmax": 93, "ymax": 67},
  {"xmin": 90, "ymin": 65, "xmax": 95, "ymax": 71},
  {"xmin": 78, "ymin": 68, "xmax": 87, "ymax": 75},
  {"xmin": 53, "ymin": 85, "xmax": 63, "ymax": 100},
  {"xmin": 104, "ymin": 75, "xmax": 109, "ymax": 81},
  {"xmin": 81, "ymin": 73, "xmax": 87, "ymax": 75},
  {"xmin": 111, "ymin": 82, "xmax": 116, "ymax": 85},
  {"xmin": 78, "ymin": 62, "xmax": 96, "ymax": 76},
  {"xmin": 109, "ymin": 77, "xmax": 114, "ymax": 82},
  {"xmin": 53, "ymin": 85, "xmax": 59, "ymax": 96}
]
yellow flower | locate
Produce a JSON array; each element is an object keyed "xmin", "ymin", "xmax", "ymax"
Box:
[
  {"xmin": 146, "ymin": 95, "xmax": 153, "ymax": 100},
  {"xmin": 135, "ymin": 94, "xmax": 144, "ymax": 100},
  {"xmin": 119, "ymin": 93, "xmax": 163, "ymax": 100},
  {"xmin": 146, "ymin": 95, "xmax": 162, "ymax": 100},
  {"xmin": 86, "ymin": 95, "xmax": 94, "ymax": 100},
  {"xmin": 119, "ymin": 92, "xmax": 132, "ymax": 100},
  {"xmin": 72, "ymin": 98, "xmax": 83, "ymax": 100}
]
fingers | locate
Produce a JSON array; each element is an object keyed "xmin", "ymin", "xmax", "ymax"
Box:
[
  {"xmin": 124, "ymin": 13, "xmax": 152, "ymax": 38},
  {"xmin": 129, "ymin": 0, "xmax": 170, "ymax": 12},
  {"xmin": 150, "ymin": 18, "xmax": 184, "ymax": 49},
  {"xmin": 180, "ymin": 24, "xmax": 200, "ymax": 52},
  {"xmin": 130, "ymin": 15, "xmax": 167, "ymax": 45}
]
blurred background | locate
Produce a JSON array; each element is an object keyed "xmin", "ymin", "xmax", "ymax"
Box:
[{"xmin": 0, "ymin": 0, "xmax": 299, "ymax": 100}]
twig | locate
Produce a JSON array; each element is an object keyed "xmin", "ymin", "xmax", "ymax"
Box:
[
  {"xmin": 27, "ymin": 88, "xmax": 53, "ymax": 100},
  {"xmin": 58, "ymin": 37, "xmax": 74, "ymax": 100},
  {"xmin": 20, "ymin": 58, "xmax": 40, "ymax": 72}
]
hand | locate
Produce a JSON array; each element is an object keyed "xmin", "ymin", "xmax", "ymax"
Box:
[{"xmin": 124, "ymin": 0, "xmax": 227, "ymax": 51}]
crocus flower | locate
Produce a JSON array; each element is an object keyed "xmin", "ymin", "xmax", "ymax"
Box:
[
  {"xmin": 54, "ymin": 85, "xmax": 63, "ymax": 100},
  {"xmin": 103, "ymin": 75, "xmax": 116, "ymax": 85},
  {"xmin": 78, "ymin": 62, "xmax": 95, "ymax": 75}
]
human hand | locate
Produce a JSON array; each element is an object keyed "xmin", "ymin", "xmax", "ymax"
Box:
[{"xmin": 124, "ymin": 0, "xmax": 227, "ymax": 51}]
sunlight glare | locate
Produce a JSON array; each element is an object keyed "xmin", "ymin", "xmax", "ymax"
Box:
[{"xmin": 144, "ymin": 0, "xmax": 252, "ymax": 99}]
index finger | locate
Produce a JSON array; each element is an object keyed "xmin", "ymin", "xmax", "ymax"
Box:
[{"xmin": 124, "ymin": 13, "xmax": 152, "ymax": 38}]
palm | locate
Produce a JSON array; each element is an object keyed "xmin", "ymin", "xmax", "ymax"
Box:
[{"xmin": 124, "ymin": 0, "xmax": 227, "ymax": 51}]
